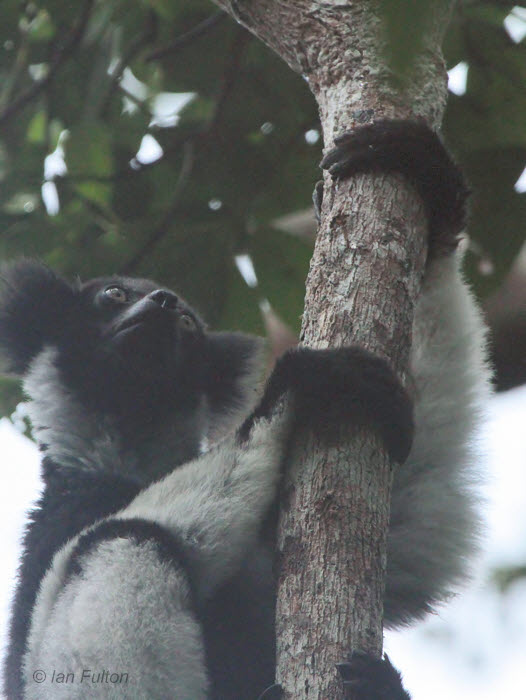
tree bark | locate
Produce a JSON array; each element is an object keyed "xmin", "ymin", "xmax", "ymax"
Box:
[{"xmin": 212, "ymin": 2, "xmax": 455, "ymax": 697}]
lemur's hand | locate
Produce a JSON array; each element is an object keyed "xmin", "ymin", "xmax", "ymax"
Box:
[{"xmin": 241, "ymin": 346, "xmax": 414, "ymax": 464}]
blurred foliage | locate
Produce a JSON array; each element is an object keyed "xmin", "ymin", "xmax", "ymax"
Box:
[
  {"xmin": 491, "ymin": 564, "xmax": 526, "ymax": 592},
  {"xmin": 0, "ymin": 0, "xmax": 525, "ymax": 416}
]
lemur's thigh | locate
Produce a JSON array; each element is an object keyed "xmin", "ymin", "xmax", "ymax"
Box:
[{"xmin": 23, "ymin": 520, "xmax": 208, "ymax": 700}]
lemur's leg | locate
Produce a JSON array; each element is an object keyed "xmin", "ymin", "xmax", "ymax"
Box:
[
  {"xmin": 337, "ymin": 652, "xmax": 411, "ymax": 700},
  {"xmin": 319, "ymin": 119, "xmax": 470, "ymax": 254},
  {"xmin": 264, "ymin": 652, "xmax": 412, "ymax": 700},
  {"xmin": 24, "ymin": 347, "xmax": 412, "ymax": 699},
  {"xmin": 319, "ymin": 120, "xmax": 491, "ymax": 629},
  {"xmin": 388, "ymin": 248, "xmax": 490, "ymax": 624},
  {"xmin": 23, "ymin": 523, "xmax": 209, "ymax": 700}
]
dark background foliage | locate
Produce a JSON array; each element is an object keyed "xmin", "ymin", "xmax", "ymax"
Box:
[{"xmin": 1, "ymin": 0, "xmax": 525, "ymax": 414}]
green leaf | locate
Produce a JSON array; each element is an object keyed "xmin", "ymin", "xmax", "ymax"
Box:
[
  {"xmin": 444, "ymin": 20, "xmax": 526, "ymax": 151},
  {"xmin": 464, "ymin": 3, "xmax": 515, "ymax": 27},
  {"xmin": 217, "ymin": 263, "xmax": 263, "ymax": 335},
  {"xmin": 27, "ymin": 110, "xmax": 47, "ymax": 144},
  {"xmin": 145, "ymin": 0, "xmax": 210, "ymax": 21},
  {"xmin": 65, "ymin": 122, "xmax": 114, "ymax": 206},
  {"xmin": 26, "ymin": 9, "xmax": 56, "ymax": 42}
]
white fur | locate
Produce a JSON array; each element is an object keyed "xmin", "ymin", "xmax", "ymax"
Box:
[
  {"xmin": 120, "ymin": 408, "xmax": 289, "ymax": 599},
  {"xmin": 24, "ymin": 538, "xmax": 207, "ymax": 700},
  {"xmin": 386, "ymin": 252, "xmax": 491, "ymax": 623}
]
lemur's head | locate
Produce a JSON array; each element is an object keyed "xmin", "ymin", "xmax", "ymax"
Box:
[{"xmin": 0, "ymin": 260, "xmax": 264, "ymax": 471}]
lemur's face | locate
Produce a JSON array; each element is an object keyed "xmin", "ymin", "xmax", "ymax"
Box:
[
  {"xmin": 79, "ymin": 275, "xmax": 205, "ymax": 372},
  {"xmin": 0, "ymin": 260, "xmax": 262, "ymax": 443},
  {"xmin": 60, "ymin": 275, "xmax": 208, "ymax": 417}
]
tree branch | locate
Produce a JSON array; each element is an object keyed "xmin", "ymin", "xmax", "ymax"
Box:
[
  {"xmin": 211, "ymin": 1, "xmax": 454, "ymax": 698},
  {"xmin": 209, "ymin": 27, "xmax": 251, "ymax": 134},
  {"xmin": 146, "ymin": 11, "xmax": 227, "ymax": 62},
  {"xmin": 121, "ymin": 140, "xmax": 195, "ymax": 274}
]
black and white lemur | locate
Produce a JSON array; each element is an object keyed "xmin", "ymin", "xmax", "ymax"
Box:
[{"xmin": 1, "ymin": 121, "xmax": 490, "ymax": 700}]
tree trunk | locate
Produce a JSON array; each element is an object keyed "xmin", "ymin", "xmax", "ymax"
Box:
[{"xmin": 212, "ymin": 2, "xmax": 455, "ymax": 697}]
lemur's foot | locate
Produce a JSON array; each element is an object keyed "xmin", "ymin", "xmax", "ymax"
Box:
[
  {"xmin": 336, "ymin": 651, "xmax": 411, "ymax": 700},
  {"xmin": 319, "ymin": 119, "xmax": 469, "ymax": 256},
  {"xmin": 241, "ymin": 346, "xmax": 414, "ymax": 464},
  {"xmin": 257, "ymin": 683, "xmax": 283, "ymax": 699}
]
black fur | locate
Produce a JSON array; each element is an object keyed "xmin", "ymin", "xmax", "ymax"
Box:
[
  {"xmin": 205, "ymin": 330, "xmax": 263, "ymax": 420},
  {"xmin": 0, "ymin": 260, "xmax": 76, "ymax": 374},
  {"xmin": 240, "ymin": 346, "xmax": 414, "ymax": 464},
  {"xmin": 251, "ymin": 652, "xmax": 412, "ymax": 700},
  {"xmin": 202, "ymin": 549, "xmax": 276, "ymax": 699},
  {"xmin": 337, "ymin": 652, "xmax": 411, "ymax": 700},
  {"xmin": 319, "ymin": 119, "xmax": 470, "ymax": 256}
]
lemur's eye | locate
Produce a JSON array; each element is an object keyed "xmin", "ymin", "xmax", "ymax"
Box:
[
  {"xmin": 104, "ymin": 286, "xmax": 128, "ymax": 303},
  {"xmin": 179, "ymin": 314, "xmax": 197, "ymax": 332}
]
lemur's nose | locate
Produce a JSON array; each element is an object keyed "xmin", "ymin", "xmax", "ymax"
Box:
[{"xmin": 148, "ymin": 289, "xmax": 179, "ymax": 310}]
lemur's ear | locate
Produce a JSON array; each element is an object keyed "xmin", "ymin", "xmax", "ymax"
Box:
[
  {"xmin": 205, "ymin": 331, "xmax": 267, "ymax": 441},
  {"xmin": 0, "ymin": 259, "xmax": 76, "ymax": 375}
]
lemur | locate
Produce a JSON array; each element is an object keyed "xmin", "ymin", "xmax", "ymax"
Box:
[{"xmin": 1, "ymin": 120, "xmax": 490, "ymax": 699}]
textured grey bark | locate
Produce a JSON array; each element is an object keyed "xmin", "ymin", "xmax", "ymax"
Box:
[{"xmin": 212, "ymin": 2, "xmax": 455, "ymax": 697}]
